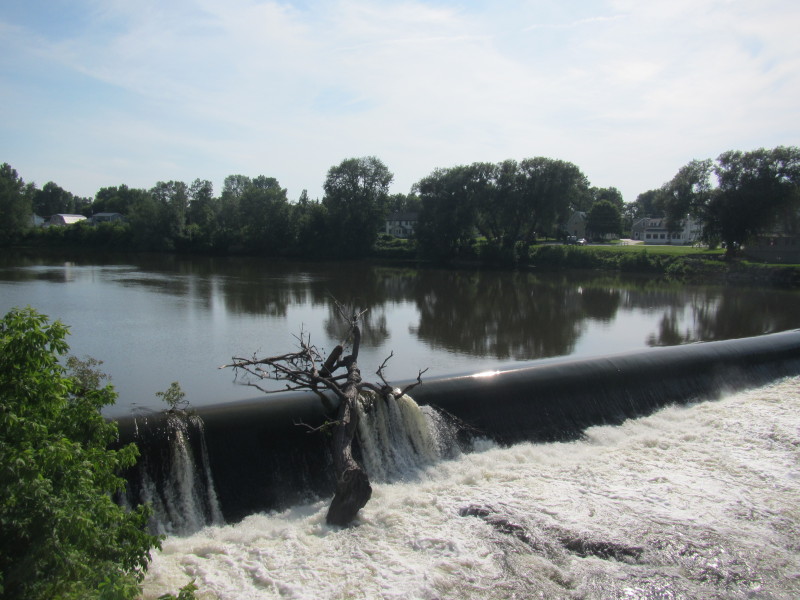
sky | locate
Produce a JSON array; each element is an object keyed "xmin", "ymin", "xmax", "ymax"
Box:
[{"xmin": 2, "ymin": 0, "xmax": 799, "ymax": 203}]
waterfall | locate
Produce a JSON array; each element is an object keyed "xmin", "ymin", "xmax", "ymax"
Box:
[
  {"xmin": 114, "ymin": 330, "xmax": 800, "ymax": 527},
  {"xmin": 356, "ymin": 391, "xmax": 459, "ymax": 482},
  {"xmin": 125, "ymin": 411, "xmax": 224, "ymax": 535}
]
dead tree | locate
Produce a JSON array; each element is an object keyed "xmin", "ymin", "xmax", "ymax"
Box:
[{"xmin": 220, "ymin": 303, "xmax": 424, "ymax": 526}]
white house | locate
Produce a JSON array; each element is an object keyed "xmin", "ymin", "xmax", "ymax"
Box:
[
  {"xmin": 565, "ymin": 211, "xmax": 586, "ymax": 239},
  {"xmin": 46, "ymin": 214, "xmax": 87, "ymax": 226},
  {"xmin": 385, "ymin": 211, "xmax": 418, "ymax": 238},
  {"xmin": 631, "ymin": 216, "xmax": 701, "ymax": 245}
]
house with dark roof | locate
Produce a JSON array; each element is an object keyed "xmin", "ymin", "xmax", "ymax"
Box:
[{"xmin": 385, "ymin": 211, "xmax": 418, "ymax": 238}]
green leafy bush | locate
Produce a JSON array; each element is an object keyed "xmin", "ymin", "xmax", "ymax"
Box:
[{"xmin": 0, "ymin": 307, "xmax": 160, "ymax": 600}]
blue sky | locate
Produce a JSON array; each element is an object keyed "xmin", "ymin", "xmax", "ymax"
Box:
[{"xmin": 2, "ymin": 0, "xmax": 799, "ymax": 202}]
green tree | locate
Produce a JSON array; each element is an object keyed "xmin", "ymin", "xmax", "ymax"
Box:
[
  {"xmin": 387, "ymin": 192, "xmax": 421, "ymax": 214},
  {"xmin": 0, "ymin": 163, "xmax": 33, "ymax": 243},
  {"xmin": 323, "ymin": 156, "xmax": 394, "ymax": 257},
  {"xmin": 586, "ymin": 199, "xmax": 622, "ymax": 239},
  {"xmin": 415, "ymin": 165, "xmax": 480, "ymax": 260},
  {"xmin": 627, "ymin": 188, "xmax": 667, "ymax": 222},
  {"xmin": 663, "ymin": 147, "xmax": 800, "ymax": 257},
  {"xmin": 151, "ymin": 180, "xmax": 189, "ymax": 240},
  {"xmin": 0, "ymin": 307, "xmax": 159, "ymax": 599},
  {"xmin": 707, "ymin": 147, "xmax": 800, "ymax": 256},
  {"xmin": 92, "ymin": 184, "xmax": 148, "ymax": 216},
  {"xmin": 33, "ymin": 181, "xmax": 78, "ymax": 217},
  {"xmin": 187, "ymin": 179, "xmax": 217, "ymax": 228},
  {"xmin": 240, "ymin": 175, "xmax": 291, "ymax": 254},
  {"xmin": 661, "ymin": 158, "xmax": 714, "ymax": 236},
  {"xmin": 516, "ymin": 157, "xmax": 590, "ymax": 239},
  {"xmin": 289, "ymin": 191, "xmax": 329, "ymax": 257},
  {"xmin": 590, "ymin": 186, "xmax": 624, "ymax": 211}
]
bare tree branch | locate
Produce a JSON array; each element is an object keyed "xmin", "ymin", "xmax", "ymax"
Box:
[{"xmin": 220, "ymin": 300, "xmax": 426, "ymax": 526}]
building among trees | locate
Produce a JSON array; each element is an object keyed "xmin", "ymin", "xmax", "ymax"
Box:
[
  {"xmin": 385, "ymin": 211, "xmax": 418, "ymax": 238},
  {"xmin": 631, "ymin": 217, "xmax": 702, "ymax": 245},
  {"xmin": 45, "ymin": 214, "xmax": 87, "ymax": 226}
]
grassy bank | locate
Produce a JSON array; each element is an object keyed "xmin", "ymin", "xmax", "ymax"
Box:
[{"xmin": 525, "ymin": 243, "xmax": 800, "ymax": 287}]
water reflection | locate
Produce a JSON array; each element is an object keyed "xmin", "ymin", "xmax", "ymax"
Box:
[{"xmin": 2, "ymin": 251, "xmax": 799, "ymax": 364}]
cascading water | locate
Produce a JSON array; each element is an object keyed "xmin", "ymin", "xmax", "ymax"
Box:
[
  {"xmin": 124, "ymin": 411, "xmax": 224, "ymax": 535},
  {"xmin": 115, "ymin": 331, "xmax": 800, "ymax": 526},
  {"xmin": 141, "ymin": 375, "xmax": 800, "ymax": 599},
  {"xmin": 356, "ymin": 391, "xmax": 461, "ymax": 482}
]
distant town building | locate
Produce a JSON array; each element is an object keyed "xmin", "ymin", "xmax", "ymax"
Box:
[
  {"xmin": 90, "ymin": 212, "xmax": 125, "ymax": 224},
  {"xmin": 565, "ymin": 211, "xmax": 586, "ymax": 239},
  {"xmin": 631, "ymin": 216, "xmax": 702, "ymax": 245},
  {"xmin": 46, "ymin": 214, "xmax": 87, "ymax": 226},
  {"xmin": 385, "ymin": 211, "xmax": 418, "ymax": 238}
]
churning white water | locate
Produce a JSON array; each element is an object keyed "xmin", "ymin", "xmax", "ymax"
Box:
[{"xmin": 142, "ymin": 376, "xmax": 800, "ymax": 599}]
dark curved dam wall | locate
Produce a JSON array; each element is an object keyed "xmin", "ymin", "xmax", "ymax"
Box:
[{"xmin": 116, "ymin": 330, "xmax": 800, "ymax": 524}]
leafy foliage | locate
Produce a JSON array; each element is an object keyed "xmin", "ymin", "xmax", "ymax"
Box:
[
  {"xmin": 661, "ymin": 147, "xmax": 800, "ymax": 257},
  {"xmin": 0, "ymin": 163, "xmax": 34, "ymax": 244},
  {"xmin": 156, "ymin": 381, "xmax": 188, "ymax": 411},
  {"xmin": 415, "ymin": 158, "xmax": 590, "ymax": 261},
  {"xmin": 158, "ymin": 580, "xmax": 199, "ymax": 600},
  {"xmin": 587, "ymin": 199, "xmax": 622, "ymax": 239},
  {"xmin": 323, "ymin": 156, "xmax": 394, "ymax": 257},
  {"xmin": 0, "ymin": 307, "xmax": 160, "ymax": 600}
]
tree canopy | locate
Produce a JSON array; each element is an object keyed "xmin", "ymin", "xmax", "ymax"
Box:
[
  {"xmin": 661, "ymin": 147, "xmax": 800, "ymax": 256},
  {"xmin": 587, "ymin": 199, "xmax": 622, "ymax": 239},
  {"xmin": 322, "ymin": 156, "xmax": 394, "ymax": 257},
  {"xmin": 6, "ymin": 145, "xmax": 800, "ymax": 261},
  {"xmin": 414, "ymin": 158, "xmax": 590, "ymax": 260},
  {"xmin": 0, "ymin": 307, "xmax": 159, "ymax": 600}
]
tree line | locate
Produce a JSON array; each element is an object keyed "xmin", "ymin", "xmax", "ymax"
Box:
[
  {"xmin": 626, "ymin": 146, "xmax": 800, "ymax": 257},
  {"xmin": 2, "ymin": 146, "xmax": 798, "ymax": 260}
]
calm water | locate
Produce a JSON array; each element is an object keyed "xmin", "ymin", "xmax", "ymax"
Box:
[{"xmin": 1, "ymin": 251, "xmax": 799, "ymax": 417}]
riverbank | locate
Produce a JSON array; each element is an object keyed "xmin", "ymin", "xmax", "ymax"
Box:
[
  {"xmin": 10, "ymin": 239, "xmax": 800, "ymax": 288},
  {"xmin": 524, "ymin": 244, "xmax": 800, "ymax": 288}
]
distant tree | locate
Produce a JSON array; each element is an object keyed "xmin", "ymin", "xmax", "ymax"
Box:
[
  {"xmin": 590, "ymin": 186, "xmax": 624, "ymax": 211},
  {"xmin": 216, "ymin": 174, "xmax": 252, "ymax": 250},
  {"xmin": 240, "ymin": 175, "xmax": 291, "ymax": 254},
  {"xmin": 662, "ymin": 147, "xmax": 800, "ymax": 257},
  {"xmin": 586, "ymin": 199, "xmax": 622, "ymax": 239},
  {"xmin": 706, "ymin": 147, "xmax": 800, "ymax": 256},
  {"xmin": 387, "ymin": 192, "xmax": 421, "ymax": 214},
  {"xmin": 323, "ymin": 157, "xmax": 394, "ymax": 257},
  {"xmin": 661, "ymin": 159, "xmax": 715, "ymax": 235},
  {"xmin": 289, "ymin": 193, "xmax": 329, "ymax": 257},
  {"xmin": 627, "ymin": 188, "xmax": 667, "ymax": 220},
  {"xmin": 151, "ymin": 181, "xmax": 189, "ymax": 240},
  {"xmin": 415, "ymin": 165, "xmax": 480, "ymax": 260},
  {"xmin": 33, "ymin": 181, "xmax": 78, "ymax": 217},
  {"xmin": 415, "ymin": 157, "xmax": 590, "ymax": 260},
  {"xmin": 0, "ymin": 307, "xmax": 159, "ymax": 599},
  {"xmin": 92, "ymin": 185, "xmax": 150, "ymax": 216},
  {"xmin": 0, "ymin": 163, "xmax": 33, "ymax": 243},
  {"xmin": 517, "ymin": 157, "xmax": 590, "ymax": 238},
  {"xmin": 125, "ymin": 189, "xmax": 173, "ymax": 250},
  {"xmin": 188, "ymin": 179, "xmax": 215, "ymax": 225}
]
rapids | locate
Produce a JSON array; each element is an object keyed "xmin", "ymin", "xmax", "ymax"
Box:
[{"xmin": 142, "ymin": 376, "xmax": 800, "ymax": 599}]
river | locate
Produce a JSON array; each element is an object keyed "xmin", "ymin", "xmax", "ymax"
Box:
[
  {"xmin": 2, "ymin": 251, "xmax": 799, "ymax": 417},
  {"xmin": 142, "ymin": 376, "xmax": 800, "ymax": 599},
  {"xmin": 3, "ymin": 251, "xmax": 799, "ymax": 598}
]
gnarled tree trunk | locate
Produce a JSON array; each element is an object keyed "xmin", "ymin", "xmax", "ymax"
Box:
[
  {"xmin": 326, "ymin": 353, "xmax": 372, "ymax": 525},
  {"xmin": 222, "ymin": 305, "xmax": 423, "ymax": 526}
]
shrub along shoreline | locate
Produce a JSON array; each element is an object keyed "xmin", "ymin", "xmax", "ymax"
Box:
[
  {"xmin": 10, "ymin": 238, "xmax": 800, "ymax": 288},
  {"xmin": 371, "ymin": 239, "xmax": 800, "ymax": 288}
]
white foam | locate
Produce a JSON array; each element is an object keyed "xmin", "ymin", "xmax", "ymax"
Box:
[{"xmin": 143, "ymin": 376, "xmax": 800, "ymax": 599}]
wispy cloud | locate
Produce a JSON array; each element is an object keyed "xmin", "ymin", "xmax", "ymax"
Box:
[{"xmin": 2, "ymin": 0, "xmax": 799, "ymax": 201}]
